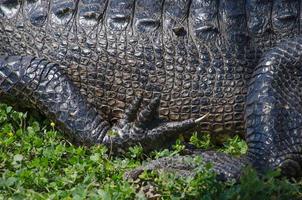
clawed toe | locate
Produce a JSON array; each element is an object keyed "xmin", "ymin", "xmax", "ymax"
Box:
[
  {"xmin": 135, "ymin": 96, "xmax": 160, "ymax": 128},
  {"xmin": 119, "ymin": 96, "xmax": 143, "ymax": 127}
]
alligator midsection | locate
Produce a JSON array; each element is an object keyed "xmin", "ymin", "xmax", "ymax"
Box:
[{"xmin": 0, "ymin": 0, "xmax": 300, "ymax": 136}]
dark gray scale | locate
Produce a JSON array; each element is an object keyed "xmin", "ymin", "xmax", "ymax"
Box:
[
  {"xmin": 246, "ymin": 0, "xmax": 272, "ymax": 49},
  {"xmin": 51, "ymin": 0, "xmax": 76, "ymax": 25},
  {"xmin": 0, "ymin": 0, "xmax": 22, "ymax": 56},
  {"xmin": 189, "ymin": 0, "xmax": 219, "ymax": 42},
  {"xmin": 163, "ymin": 0, "xmax": 189, "ymax": 37},
  {"xmin": 219, "ymin": 0, "xmax": 248, "ymax": 44},
  {"xmin": 106, "ymin": 0, "xmax": 134, "ymax": 31},
  {"xmin": 0, "ymin": 0, "xmax": 20, "ymax": 19},
  {"xmin": 246, "ymin": 0, "xmax": 271, "ymax": 35},
  {"xmin": 78, "ymin": 0, "xmax": 107, "ymax": 28},
  {"xmin": 23, "ymin": 0, "xmax": 49, "ymax": 27},
  {"xmin": 134, "ymin": 0, "xmax": 163, "ymax": 33},
  {"xmin": 271, "ymin": 0, "xmax": 299, "ymax": 39},
  {"xmin": 47, "ymin": 0, "xmax": 78, "ymax": 62}
]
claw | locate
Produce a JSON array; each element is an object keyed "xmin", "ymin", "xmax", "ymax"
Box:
[
  {"xmin": 150, "ymin": 118, "xmax": 196, "ymax": 136},
  {"xmin": 135, "ymin": 96, "xmax": 161, "ymax": 128},
  {"xmin": 195, "ymin": 113, "xmax": 209, "ymax": 123},
  {"xmin": 120, "ymin": 96, "xmax": 143, "ymax": 126},
  {"xmin": 148, "ymin": 113, "xmax": 209, "ymax": 137}
]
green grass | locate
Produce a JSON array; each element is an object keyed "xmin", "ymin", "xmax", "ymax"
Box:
[{"xmin": 0, "ymin": 103, "xmax": 302, "ymax": 199}]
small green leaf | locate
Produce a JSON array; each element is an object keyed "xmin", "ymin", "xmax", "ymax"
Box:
[
  {"xmin": 6, "ymin": 177, "xmax": 17, "ymax": 187},
  {"xmin": 90, "ymin": 153, "xmax": 100, "ymax": 162},
  {"xmin": 13, "ymin": 154, "xmax": 23, "ymax": 162},
  {"xmin": 6, "ymin": 106, "xmax": 12, "ymax": 113}
]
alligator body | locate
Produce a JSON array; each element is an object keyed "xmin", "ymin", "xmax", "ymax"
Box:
[{"xmin": 1, "ymin": 0, "xmax": 302, "ymax": 180}]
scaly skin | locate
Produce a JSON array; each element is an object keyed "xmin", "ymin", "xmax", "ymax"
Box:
[
  {"xmin": 0, "ymin": 0, "xmax": 302, "ymax": 180},
  {"xmin": 246, "ymin": 37, "xmax": 302, "ymax": 177}
]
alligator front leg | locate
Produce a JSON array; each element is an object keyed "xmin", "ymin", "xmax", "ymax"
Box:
[
  {"xmin": 0, "ymin": 55, "xmax": 111, "ymax": 145},
  {"xmin": 0, "ymin": 55, "xmax": 203, "ymax": 152}
]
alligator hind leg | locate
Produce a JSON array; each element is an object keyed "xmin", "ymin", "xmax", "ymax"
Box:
[
  {"xmin": 0, "ymin": 55, "xmax": 110, "ymax": 145},
  {"xmin": 245, "ymin": 36, "xmax": 302, "ymax": 177}
]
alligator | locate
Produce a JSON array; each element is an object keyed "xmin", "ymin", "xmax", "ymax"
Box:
[{"xmin": 1, "ymin": 0, "xmax": 302, "ymax": 181}]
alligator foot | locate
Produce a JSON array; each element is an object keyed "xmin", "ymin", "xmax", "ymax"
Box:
[
  {"xmin": 103, "ymin": 96, "xmax": 208, "ymax": 153},
  {"xmin": 125, "ymin": 151, "xmax": 249, "ymax": 182}
]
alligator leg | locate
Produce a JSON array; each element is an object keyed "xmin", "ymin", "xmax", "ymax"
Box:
[
  {"xmin": 245, "ymin": 36, "xmax": 302, "ymax": 177},
  {"xmin": 0, "ymin": 55, "xmax": 111, "ymax": 145},
  {"xmin": 0, "ymin": 55, "xmax": 204, "ymax": 152}
]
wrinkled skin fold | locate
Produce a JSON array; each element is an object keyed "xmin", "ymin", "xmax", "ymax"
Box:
[{"xmin": 1, "ymin": 0, "xmax": 302, "ymax": 180}]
